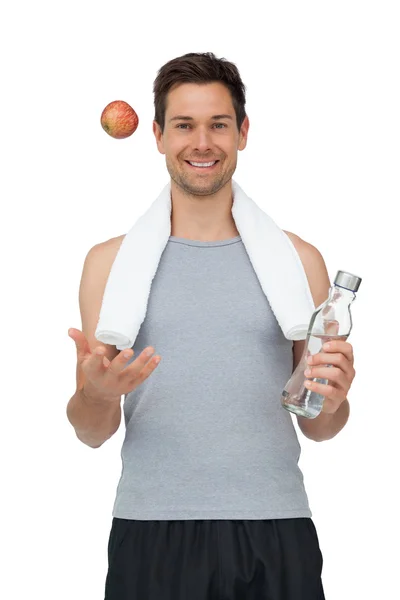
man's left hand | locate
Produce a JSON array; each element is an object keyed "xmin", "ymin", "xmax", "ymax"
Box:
[{"xmin": 303, "ymin": 341, "xmax": 356, "ymax": 414}]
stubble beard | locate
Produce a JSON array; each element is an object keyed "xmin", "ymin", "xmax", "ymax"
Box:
[{"xmin": 166, "ymin": 156, "xmax": 237, "ymax": 198}]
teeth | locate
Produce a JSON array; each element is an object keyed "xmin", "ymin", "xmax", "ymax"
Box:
[{"xmin": 189, "ymin": 161, "xmax": 216, "ymax": 168}]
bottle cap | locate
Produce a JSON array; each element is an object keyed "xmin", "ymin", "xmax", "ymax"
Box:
[{"xmin": 334, "ymin": 270, "xmax": 362, "ymax": 292}]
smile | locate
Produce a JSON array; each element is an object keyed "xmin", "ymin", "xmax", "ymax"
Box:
[{"xmin": 185, "ymin": 160, "xmax": 219, "ymax": 171}]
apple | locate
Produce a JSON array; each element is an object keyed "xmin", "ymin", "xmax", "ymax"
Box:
[{"xmin": 100, "ymin": 100, "xmax": 139, "ymax": 139}]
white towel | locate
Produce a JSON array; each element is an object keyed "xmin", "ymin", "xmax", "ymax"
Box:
[{"xmin": 95, "ymin": 179, "xmax": 316, "ymax": 350}]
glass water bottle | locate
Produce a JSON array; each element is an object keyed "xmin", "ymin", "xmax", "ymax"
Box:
[{"xmin": 281, "ymin": 270, "xmax": 362, "ymax": 419}]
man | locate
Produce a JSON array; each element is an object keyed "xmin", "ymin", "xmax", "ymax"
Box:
[{"xmin": 67, "ymin": 52, "xmax": 356, "ymax": 599}]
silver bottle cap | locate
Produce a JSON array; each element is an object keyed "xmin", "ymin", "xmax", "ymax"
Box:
[{"xmin": 334, "ymin": 270, "xmax": 362, "ymax": 292}]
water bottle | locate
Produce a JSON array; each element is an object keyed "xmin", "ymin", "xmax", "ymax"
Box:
[{"xmin": 281, "ymin": 270, "xmax": 362, "ymax": 419}]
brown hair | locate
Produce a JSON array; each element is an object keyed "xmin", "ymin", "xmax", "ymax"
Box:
[{"xmin": 153, "ymin": 52, "xmax": 247, "ymax": 133}]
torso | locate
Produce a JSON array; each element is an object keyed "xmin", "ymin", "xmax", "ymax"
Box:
[{"xmin": 100, "ymin": 230, "xmax": 306, "ymax": 370}]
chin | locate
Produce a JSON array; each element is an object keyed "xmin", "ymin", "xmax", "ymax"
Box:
[{"xmin": 179, "ymin": 177, "xmax": 226, "ymax": 197}]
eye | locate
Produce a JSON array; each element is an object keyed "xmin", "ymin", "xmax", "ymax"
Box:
[{"xmin": 176, "ymin": 123, "xmax": 227, "ymax": 129}]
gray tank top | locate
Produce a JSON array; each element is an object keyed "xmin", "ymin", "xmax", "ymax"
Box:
[{"xmin": 112, "ymin": 235, "xmax": 311, "ymax": 520}]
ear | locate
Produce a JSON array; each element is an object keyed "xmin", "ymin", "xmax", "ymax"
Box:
[
  {"xmin": 153, "ymin": 121, "xmax": 165, "ymax": 155},
  {"xmin": 238, "ymin": 115, "xmax": 250, "ymax": 151}
]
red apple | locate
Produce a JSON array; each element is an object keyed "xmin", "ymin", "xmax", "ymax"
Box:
[{"xmin": 100, "ymin": 100, "xmax": 139, "ymax": 139}]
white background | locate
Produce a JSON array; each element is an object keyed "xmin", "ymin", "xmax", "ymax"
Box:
[{"xmin": 1, "ymin": 0, "xmax": 399, "ymax": 598}]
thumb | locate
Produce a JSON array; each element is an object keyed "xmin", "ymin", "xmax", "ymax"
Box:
[{"xmin": 68, "ymin": 327, "xmax": 91, "ymax": 361}]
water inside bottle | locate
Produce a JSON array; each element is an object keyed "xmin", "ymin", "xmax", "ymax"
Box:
[
  {"xmin": 281, "ymin": 332, "xmax": 348, "ymax": 418},
  {"xmin": 307, "ymin": 331, "xmax": 348, "ymax": 365}
]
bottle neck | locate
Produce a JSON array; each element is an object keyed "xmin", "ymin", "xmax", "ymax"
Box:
[{"xmin": 331, "ymin": 284, "xmax": 356, "ymax": 303}]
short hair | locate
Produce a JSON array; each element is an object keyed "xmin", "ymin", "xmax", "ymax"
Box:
[{"xmin": 153, "ymin": 52, "xmax": 247, "ymax": 133}]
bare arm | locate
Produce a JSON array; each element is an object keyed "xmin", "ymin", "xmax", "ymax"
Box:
[
  {"xmin": 291, "ymin": 237, "xmax": 350, "ymax": 442},
  {"xmin": 66, "ymin": 237, "xmax": 160, "ymax": 448},
  {"xmin": 66, "ymin": 240, "xmax": 123, "ymax": 448},
  {"xmin": 67, "ymin": 387, "xmax": 121, "ymax": 448}
]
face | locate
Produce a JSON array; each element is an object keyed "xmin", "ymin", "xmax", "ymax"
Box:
[{"xmin": 153, "ymin": 82, "xmax": 249, "ymax": 196}]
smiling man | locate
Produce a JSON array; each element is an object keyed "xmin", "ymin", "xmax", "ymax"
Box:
[
  {"xmin": 158, "ymin": 82, "xmax": 247, "ymax": 201},
  {"xmin": 152, "ymin": 80, "xmax": 248, "ymax": 245},
  {"xmin": 68, "ymin": 52, "xmax": 356, "ymax": 600}
]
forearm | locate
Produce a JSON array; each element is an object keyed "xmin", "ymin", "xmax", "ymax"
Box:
[
  {"xmin": 298, "ymin": 398, "xmax": 350, "ymax": 442},
  {"xmin": 66, "ymin": 387, "xmax": 121, "ymax": 448}
]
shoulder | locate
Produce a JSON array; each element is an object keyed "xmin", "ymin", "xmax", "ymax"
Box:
[
  {"xmin": 82, "ymin": 234, "xmax": 126, "ymax": 292},
  {"xmin": 92, "ymin": 234, "xmax": 126, "ymax": 263},
  {"xmin": 100, "ymin": 233, "xmax": 126, "ymax": 252},
  {"xmin": 78, "ymin": 235, "xmax": 127, "ymax": 363},
  {"xmin": 282, "ymin": 230, "xmax": 331, "ymax": 310},
  {"xmin": 282, "ymin": 229, "xmax": 314, "ymax": 257}
]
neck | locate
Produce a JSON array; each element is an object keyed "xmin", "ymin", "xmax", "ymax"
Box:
[{"xmin": 169, "ymin": 178, "xmax": 240, "ymax": 241}]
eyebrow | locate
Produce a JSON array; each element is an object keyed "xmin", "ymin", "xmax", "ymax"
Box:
[{"xmin": 169, "ymin": 114, "xmax": 233, "ymax": 122}]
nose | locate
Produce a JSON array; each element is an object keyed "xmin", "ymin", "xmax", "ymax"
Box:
[{"xmin": 192, "ymin": 126, "xmax": 213, "ymax": 153}]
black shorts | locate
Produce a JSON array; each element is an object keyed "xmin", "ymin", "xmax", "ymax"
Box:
[{"xmin": 104, "ymin": 517, "xmax": 325, "ymax": 600}]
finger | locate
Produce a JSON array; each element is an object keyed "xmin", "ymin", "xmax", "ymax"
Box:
[
  {"xmin": 322, "ymin": 341, "xmax": 354, "ymax": 364},
  {"xmin": 84, "ymin": 345, "xmax": 110, "ymax": 376},
  {"xmin": 304, "ymin": 378, "xmax": 337, "ymax": 399},
  {"xmin": 69, "ymin": 328, "xmax": 91, "ymax": 360},
  {"xmin": 304, "ymin": 366, "xmax": 344, "ymax": 385},
  {"xmin": 310, "ymin": 352, "xmax": 353, "ymax": 377},
  {"xmin": 126, "ymin": 351, "xmax": 161, "ymax": 387},
  {"xmin": 103, "ymin": 347, "xmax": 141, "ymax": 377},
  {"xmin": 109, "ymin": 346, "xmax": 155, "ymax": 378}
]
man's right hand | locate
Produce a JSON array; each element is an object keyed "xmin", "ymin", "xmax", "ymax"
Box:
[{"xmin": 68, "ymin": 328, "xmax": 161, "ymax": 402}]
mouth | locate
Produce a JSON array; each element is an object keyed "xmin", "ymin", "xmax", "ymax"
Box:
[{"xmin": 185, "ymin": 160, "xmax": 219, "ymax": 172}]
